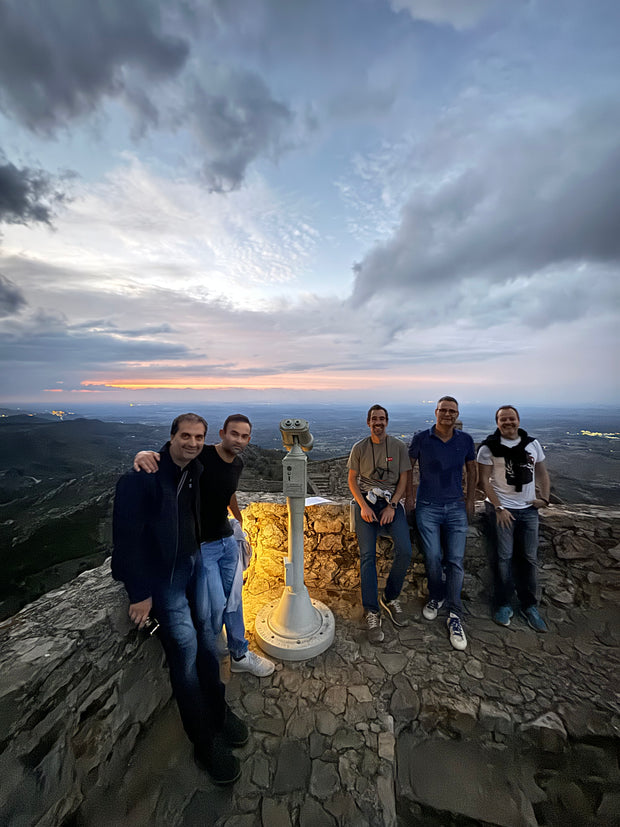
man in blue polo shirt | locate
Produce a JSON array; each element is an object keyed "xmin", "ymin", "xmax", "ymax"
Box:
[{"xmin": 409, "ymin": 396, "xmax": 477, "ymax": 651}]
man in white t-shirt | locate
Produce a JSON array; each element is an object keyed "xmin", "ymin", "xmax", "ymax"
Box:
[{"xmin": 477, "ymin": 406, "xmax": 551, "ymax": 632}]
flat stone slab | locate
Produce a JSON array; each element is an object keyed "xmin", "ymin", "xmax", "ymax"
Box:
[{"xmin": 397, "ymin": 735, "xmax": 539, "ymax": 827}]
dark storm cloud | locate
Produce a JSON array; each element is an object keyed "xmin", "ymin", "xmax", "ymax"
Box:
[
  {"xmin": 0, "ymin": 0, "xmax": 188, "ymax": 133},
  {"xmin": 351, "ymin": 99, "xmax": 620, "ymax": 314},
  {"xmin": 190, "ymin": 70, "xmax": 292, "ymax": 192},
  {"xmin": 0, "ymin": 1, "xmax": 294, "ymax": 190},
  {"xmin": 0, "ymin": 152, "xmax": 66, "ymax": 225},
  {"xmin": 0, "ymin": 322, "xmax": 192, "ymax": 367},
  {"xmin": 0, "ymin": 274, "xmax": 26, "ymax": 316}
]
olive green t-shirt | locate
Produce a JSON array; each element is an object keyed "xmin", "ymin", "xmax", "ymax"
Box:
[{"xmin": 347, "ymin": 435, "xmax": 409, "ymax": 495}]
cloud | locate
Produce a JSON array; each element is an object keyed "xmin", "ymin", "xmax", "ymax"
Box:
[
  {"xmin": 0, "ymin": 0, "xmax": 188, "ymax": 134},
  {"xmin": 0, "ymin": 151, "xmax": 67, "ymax": 226},
  {"xmin": 189, "ymin": 68, "xmax": 293, "ymax": 192},
  {"xmin": 0, "ymin": 2, "xmax": 295, "ymax": 190},
  {"xmin": 0, "ymin": 155, "xmax": 318, "ymax": 307},
  {"xmin": 351, "ymin": 97, "xmax": 620, "ymax": 328},
  {"xmin": 388, "ymin": 0, "xmax": 493, "ymax": 30},
  {"xmin": 0, "ymin": 273, "xmax": 26, "ymax": 316}
]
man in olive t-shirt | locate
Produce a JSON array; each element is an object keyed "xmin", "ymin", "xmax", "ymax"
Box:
[{"xmin": 347, "ymin": 404, "xmax": 412, "ymax": 643}]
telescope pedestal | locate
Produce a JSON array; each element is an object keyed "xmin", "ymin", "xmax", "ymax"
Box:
[
  {"xmin": 255, "ymin": 441, "xmax": 335, "ymax": 661},
  {"xmin": 255, "ymin": 595, "xmax": 334, "ymax": 661}
]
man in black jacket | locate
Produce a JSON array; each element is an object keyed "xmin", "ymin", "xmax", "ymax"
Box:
[{"xmin": 112, "ymin": 413, "xmax": 247, "ymax": 785}]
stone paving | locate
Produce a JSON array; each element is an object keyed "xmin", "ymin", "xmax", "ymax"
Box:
[{"xmin": 130, "ymin": 508, "xmax": 620, "ymax": 827}]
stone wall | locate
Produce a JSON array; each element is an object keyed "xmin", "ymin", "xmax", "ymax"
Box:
[
  {"xmin": 1, "ymin": 503, "xmax": 618, "ymax": 826},
  {"xmin": 0, "ymin": 571, "xmax": 172, "ymax": 827},
  {"xmin": 241, "ymin": 501, "xmax": 620, "ymax": 617}
]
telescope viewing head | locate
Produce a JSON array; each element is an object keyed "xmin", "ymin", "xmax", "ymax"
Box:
[{"xmin": 279, "ymin": 418, "xmax": 314, "ymax": 452}]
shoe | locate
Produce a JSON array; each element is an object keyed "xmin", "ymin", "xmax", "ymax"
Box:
[
  {"xmin": 222, "ymin": 707, "xmax": 249, "ymax": 747},
  {"xmin": 379, "ymin": 594, "xmax": 410, "ymax": 627},
  {"xmin": 365, "ymin": 611, "xmax": 384, "ymax": 643},
  {"xmin": 447, "ymin": 612, "xmax": 467, "ymax": 651},
  {"xmin": 194, "ymin": 735, "xmax": 241, "ymax": 785},
  {"xmin": 522, "ymin": 605, "xmax": 548, "ymax": 633},
  {"xmin": 423, "ymin": 598, "xmax": 445, "ymax": 621},
  {"xmin": 493, "ymin": 605, "xmax": 514, "ymax": 627},
  {"xmin": 230, "ymin": 650, "xmax": 275, "ymax": 677}
]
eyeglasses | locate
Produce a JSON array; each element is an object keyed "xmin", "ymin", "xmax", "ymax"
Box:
[{"xmin": 437, "ymin": 408, "xmax": 458, "ymax": 415}]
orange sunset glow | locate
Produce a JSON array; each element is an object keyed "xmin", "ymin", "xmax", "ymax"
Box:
[{"xmin": 80, "ymin": 372, "xmax": 468, "ymax": 392}]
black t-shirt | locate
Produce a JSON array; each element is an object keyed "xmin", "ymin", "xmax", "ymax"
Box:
[{"xmin": 198, "ymin": 445, "xmax": 243, "ymax": 543}]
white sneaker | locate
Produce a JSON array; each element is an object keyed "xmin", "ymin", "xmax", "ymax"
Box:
[
  {"xmin": 230, "ymin": 650, "xmax": 275, "ymax": 677},
  {"xmin": 447, "ymin": 612, "xmax": 467, "ymax": 651},
  {"xmin": 422, "ymin": 598, "xmax": 445, "ymax": 621}
]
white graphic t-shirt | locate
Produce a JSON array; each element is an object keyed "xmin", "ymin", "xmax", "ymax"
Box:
[{"xmin": 477, "ymin": 438, "xmax": 545, "ymax": 509}]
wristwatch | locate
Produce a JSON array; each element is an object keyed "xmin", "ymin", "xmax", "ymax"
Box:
[
  {"xmin": 495, "ymin": 505, "xmax": 505, "ymax": 512},
  {"xmin": 390, "ymin": 501, "xmax": 398, "ymax": 509}
]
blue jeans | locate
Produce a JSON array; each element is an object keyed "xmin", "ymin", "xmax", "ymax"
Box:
[
  {"xmin": 485, "ymin": 502, "xmax": 539, "ymax": 609},
  {"xmin": 200, "ymin": 535, "xmax": 249, "ymax": 659},
  {"xmin": 151, "ymin": 553, "xmax": 226, "ymax": 747},
  {"xmin": 354, "ymin": 501, "xmax": 412, "ymax": 613},
  {"xmin": 415, "ymin": 500, "xmax": 468, "ymax": 616}
]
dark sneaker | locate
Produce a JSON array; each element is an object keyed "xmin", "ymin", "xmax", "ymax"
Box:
[
  {"xmin": 493, "ymin": 605, "xmax": 514, "ymax": 627},
  {"xmin": 379, "ymin": 594, "xmax": 410, "ymax": 627},
  {"xmin": 422, "ymin": 598, "xmax": 445, "ymax": 621},
  {"xmin": 365, "ymin": 611, "xmax": 384, "ymax": 643},
  {"xmin": 194, "ymin": 735, "xmax": 241, "ymax": 785},
  {"xmin": 522, "ymin": 605, "xmax": 548, "ymax": 633},
  {"xmin": 447, "ymin": 612, "xmax": 467, "ymax": 651},
  {"xmin": 222, "ymin": 707, "xmax": 249, "ymax": 747}
]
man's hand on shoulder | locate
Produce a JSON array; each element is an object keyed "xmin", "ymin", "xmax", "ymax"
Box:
[
  {"xmin": 133, "ymin": 451, "xmax": 160, "ymax": 473},
  {"xmin": 129, "ymin": 597, "xmax": 153, "ymax": 629}
]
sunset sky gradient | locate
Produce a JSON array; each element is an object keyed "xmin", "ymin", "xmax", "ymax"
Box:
[{"xmin": 1, "ymin": 0, "xmax": 619, "ymax": 407}]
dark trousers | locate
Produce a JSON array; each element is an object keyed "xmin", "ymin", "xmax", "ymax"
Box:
[
  {"xmin": 485, "ymin": 502, "xmax": 540, "ymax": 609},
  {"xmin": 151, "ymin": 551, "xmax": 226, "ymax": 748}
]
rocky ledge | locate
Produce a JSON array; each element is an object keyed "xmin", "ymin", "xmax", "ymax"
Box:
[{"xmin": 0, "ymin": 503, "xmax": 619, "ymax": 826}]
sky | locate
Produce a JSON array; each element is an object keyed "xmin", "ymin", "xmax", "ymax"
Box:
[{"xmin": 0, "ymin": 0, "xmax": 619, "ymax": 409}]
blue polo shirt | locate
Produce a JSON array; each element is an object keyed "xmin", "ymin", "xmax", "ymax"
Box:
[{"xmin": 408, "ymin": 426, "xmax": 475, "ymax": 503}]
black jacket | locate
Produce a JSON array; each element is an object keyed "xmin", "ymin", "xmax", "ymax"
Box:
[{"xmin": 112, "ymin": 444, "xmax": 202, "ymax": 603}]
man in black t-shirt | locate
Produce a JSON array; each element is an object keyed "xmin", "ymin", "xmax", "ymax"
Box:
[{"xmin": 134, "ymin": 414, "xmax": 274, "ymax": 677}]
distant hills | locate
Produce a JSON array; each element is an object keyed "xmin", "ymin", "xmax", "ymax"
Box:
[{"xmin": 0, "ymin": 414, "xmax": 283, "ymax": 620}]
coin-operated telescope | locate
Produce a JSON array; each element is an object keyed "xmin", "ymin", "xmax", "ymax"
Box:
[{"xmin": 255, "ymin": 418, "xmax": 335, "ymax": 661}]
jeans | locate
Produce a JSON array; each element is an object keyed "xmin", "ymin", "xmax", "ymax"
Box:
[
  {"xmin": 151, "ymin": 552, "xmax": 226, "ymax": 747},
  {"xmin": 200, "ymin": 535, "xmax": 249, "ymax": 659},
  {"xmin": 354, "ymin": 501, "xmax": 412, "ymax": 613},
  {"xmin": 415, "ymin": 500, "xmax": 468, "ymax": 616},
  {"xmin": 485, "ymin": 502, "xmax": 539, "ymax": 609}
]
